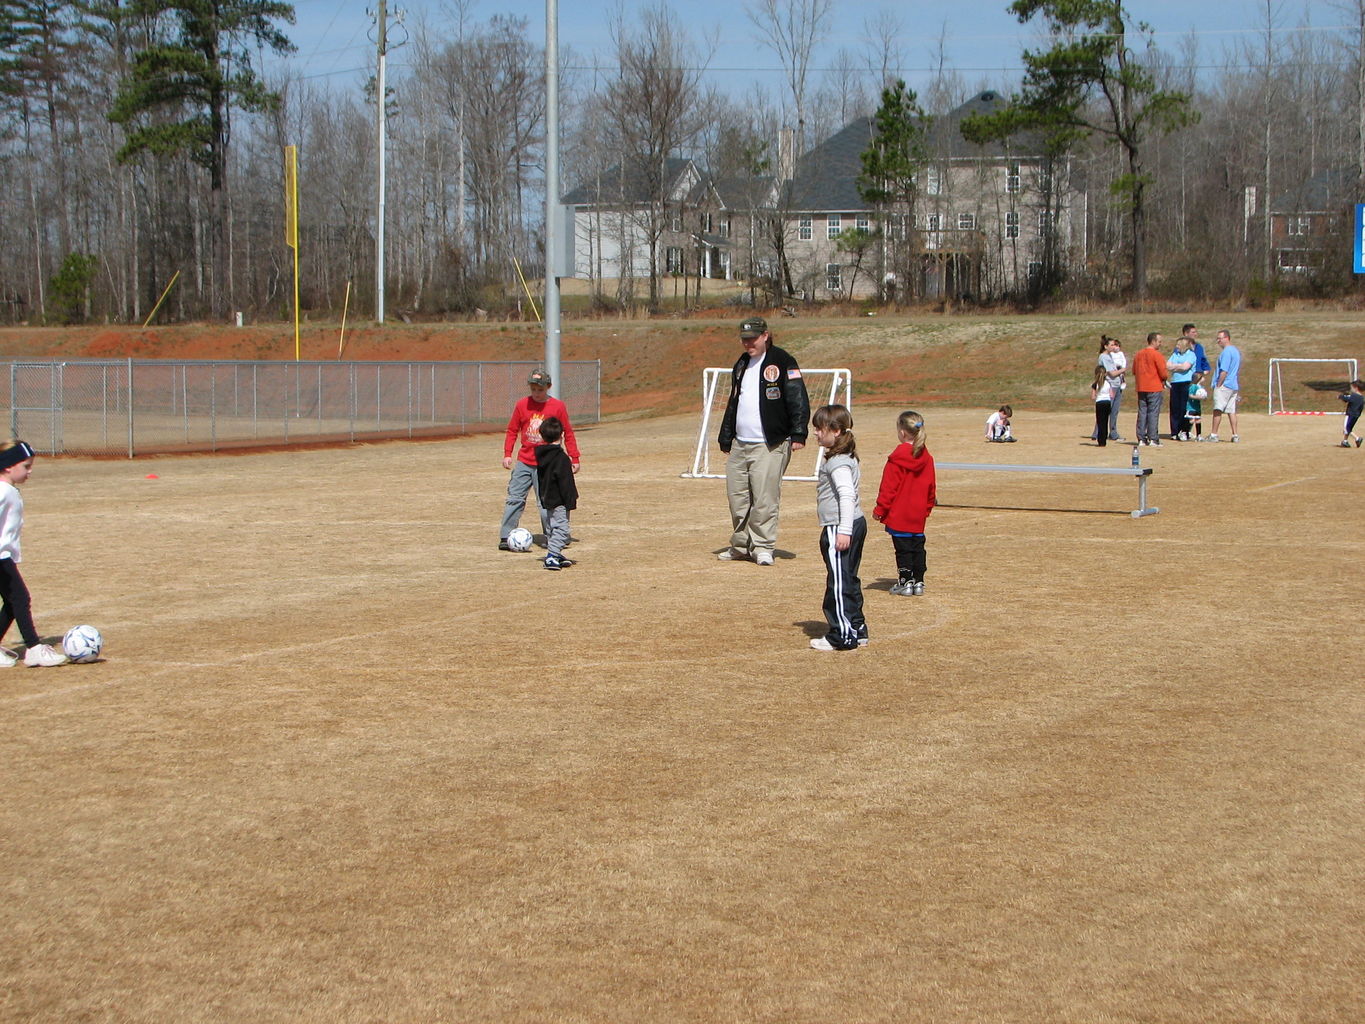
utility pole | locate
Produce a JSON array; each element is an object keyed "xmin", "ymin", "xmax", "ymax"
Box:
[
  {"xmin": 544, "ymin": 0, "xmax": 562, "ymax": 392},
  {"xmin": 372, "ymin": 0, "xmax": 391, "ymax": 323}
]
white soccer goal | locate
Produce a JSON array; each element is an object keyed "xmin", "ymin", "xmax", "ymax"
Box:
[
  {"xmin": 682, "ymin": 367, "xmax": 853, "ymax": 481},
  {"xmin": 1267, "ymin": 358, "xmax": 1359, "ymax": 415}
]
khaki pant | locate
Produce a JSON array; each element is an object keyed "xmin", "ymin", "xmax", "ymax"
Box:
[{"xmin": 725, "ymin": 440, "xmax": 792, "ymax": 556}]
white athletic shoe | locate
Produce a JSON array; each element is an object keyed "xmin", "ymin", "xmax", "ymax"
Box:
[
  {"xmin": 1230, "ymin": 435, "xmax": 1239, "ymax": 443},
  {"xmin": 809, "ymin": 637, "xmax": 836, "ymax": 651},
  {"xmin": 24, "ymin": 644, "xmax": 67, "ymax": 667},
  {"xmin": 716, "ymin": 549, "xmax": 749, "ymax": 561},
  {"xmin": 0, "ymin": 649, "xmax": 15, "ymax": 668},
  {"xmin": 1207, "ymin": 434, "xmax": 1219, "ymax": 443},
  {"xmin": 754, "ymin": 551, "xmax": 774, "ymax": 566}
]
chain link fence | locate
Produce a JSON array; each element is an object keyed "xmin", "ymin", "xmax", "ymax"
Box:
[{"xmin": 0, "ymin": 360, "xmax": 601, "ymax": 456}]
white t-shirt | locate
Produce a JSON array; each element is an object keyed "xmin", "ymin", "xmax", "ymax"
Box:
[
  {"xmin": 0, "ymin": 481, "xmax": 24, "ymax": 562},
  {"xmin": 734, "ymin": 358, "xmax": 767, "ymax": 443}
]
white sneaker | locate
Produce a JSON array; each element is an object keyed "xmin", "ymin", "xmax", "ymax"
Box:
[
  {"xmin": 24, "ymin": 644, "xmax": 67, "ymax": 667},
  {"xmin": 1230, "ymin": 435, "xmax": 1239, "ymax": 443},
  {"xmin": 1207, "ymin": 434, "xmax": 1219, "ymax": 443},
  {"xmin": 716, "ymin": 549, "xmax": 748, "ymax": 561},
  {"xmin": 754, "ymin": 551, "xmax": 774, "ymax": 566},
  {"xmin": 0, "ymin": 649, "xmax": 15, "ymax": 668}
]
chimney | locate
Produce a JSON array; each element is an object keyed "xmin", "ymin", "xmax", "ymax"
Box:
[{"xmin": 777, "ymin": 127, "xmax": 796, "ymax": 182}]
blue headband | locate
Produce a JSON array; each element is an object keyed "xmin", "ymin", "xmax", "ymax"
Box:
[{"xmin": 0, "ymin": 442, "xmax": 35, "ymax": 472}]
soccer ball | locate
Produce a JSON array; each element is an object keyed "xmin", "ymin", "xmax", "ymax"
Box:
[
  {"xmin": 63, "ymin": 624, "xmax": 103, "ymax": 663},
  {"xmin": 1192, "ymin": 386, "xmax": 1208, "ymax": 400},
  {"xmin": 506, "ymin": 527, "xmax": 534, "ymax": 552}
]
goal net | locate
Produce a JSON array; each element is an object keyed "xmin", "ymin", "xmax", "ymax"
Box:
[
  {"xmin": 1267, "ymin": 358, "xmax": 1359, "ymax": 415},
  {"xmin": 682, "ymin": 367, "xmax": 853, "ymax": 481}
]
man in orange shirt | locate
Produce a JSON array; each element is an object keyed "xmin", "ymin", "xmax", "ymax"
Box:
[{"xmin": 1132, "ymin": 332, "xmax": 1170, "ymax": 447}]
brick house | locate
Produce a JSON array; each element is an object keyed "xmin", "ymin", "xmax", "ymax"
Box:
[{"xmin": 1268, "ymin": 168, "xmax": 1355, "ymax": 275}]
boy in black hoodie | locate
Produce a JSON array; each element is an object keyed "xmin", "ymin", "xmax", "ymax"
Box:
[{"xmin": 535, "ymin": 416, "xmax": 579, "ymax": 570}]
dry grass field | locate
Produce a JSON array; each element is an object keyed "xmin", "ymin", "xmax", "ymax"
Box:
[{"xmin": 2, "ymin": 403, "xmax": 1362, "ymax": 1023}]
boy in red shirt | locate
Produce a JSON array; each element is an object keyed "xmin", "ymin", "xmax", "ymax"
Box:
[{"xmin": 499, "ymin": 369, "xmax": 580, "ymax": 550}]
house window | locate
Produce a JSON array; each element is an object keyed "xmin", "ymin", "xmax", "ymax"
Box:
[
  {"xmin": 826, "ymin": 263, "xmax": 843, "ymax": 291},
  {"xmin": 700, "ymin": 212, "xmax": 713, "ymax": 233},
  {"xmin": 670, "ymin": 212, "xmax": 682, "ymax": 232},
  {"xmin": 925, "ymin": 213, "xmax": 942, "ymax": 232},
  {"xmin": 1286, "ymin": 215, "xmax": 1311, "ymax": 236},
  {"xmin": 926, "ymin": 166, "xmax": 942, "ymax": 195},
  {"xmin": 719, "ymin": 215, "xmax": 731, "ymax": 238},
  {"xmin": 856, "ymin": 215, "xmax": 870, "ymax": 232},
  {"xmin": 799, "ymin": 216, "xmax": 812, "ymax": 241},
  {"xmin": 1038, "ymin": 209, "xmax": 1052, "ymax": 234},
  {"xmin": 666, "ymin": 247, "xmax": 684, "ymax": 274},
  {"xmin": 1005, "ymin": 211, "xmax": 1019, "ymax": 239},
  {"xmin": 827, "ymin": 214, "xmax": 842, "ymax": 239},
  {"xmin": 1006, "ymin": 161, "xmax": 1021, "ymax": 194},
  {"xmin": 889, "ymin": 214, "xmax": 907, "ymax": 241},
  {"xmin": 958, "ymin": 212, "xmax": 976, "ymax": 231}
]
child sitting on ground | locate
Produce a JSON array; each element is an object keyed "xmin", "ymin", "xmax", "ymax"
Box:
[{"xmin": 985, "ymin": 404, "xmax": 1016, "ymax": 442}]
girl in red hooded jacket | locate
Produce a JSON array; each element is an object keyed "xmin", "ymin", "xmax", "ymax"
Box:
[{"xmin": 872, "ymin": 411, "xmax": 937, "ymax": 596}]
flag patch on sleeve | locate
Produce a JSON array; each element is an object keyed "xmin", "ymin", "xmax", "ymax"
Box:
[{"xmin": 787, "ymin": 368, "xmax": 802, "ymax": 379}]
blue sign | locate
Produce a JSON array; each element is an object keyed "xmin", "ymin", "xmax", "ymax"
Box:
[{"xmin": 1356, "ymin": 204, "xmax": 1365, "ymax": 274}]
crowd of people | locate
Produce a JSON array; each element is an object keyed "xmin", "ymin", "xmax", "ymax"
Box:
[{"xmin": 1086, "ymin": 323, "xmax": 1241, "ymax": 446}]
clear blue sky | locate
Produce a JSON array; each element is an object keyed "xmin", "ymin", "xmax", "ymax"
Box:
[{"xmin": 274, "ymin": 0, "xmax": 1349, "ymax": 97}]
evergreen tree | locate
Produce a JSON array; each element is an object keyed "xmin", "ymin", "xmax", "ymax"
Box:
[
  {"xmin": 109, "ymin": 0, "xmax": 295, "ymax": 318},
  {"xmin": 960, "ymin": 0, "xmax": 1196, "ymax": 301},
  {"xmin": 858, "ymin": 79, "xmax": 929, "ymax": 303}
]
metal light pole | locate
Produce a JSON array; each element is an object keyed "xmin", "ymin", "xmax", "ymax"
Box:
[
  {"xmin": 544, "ymin": 0, "xmax": 562, "ymax": 392},
  {"xmin": 375, "ymin": 0, "xmax": 389, "ymax": 324}
]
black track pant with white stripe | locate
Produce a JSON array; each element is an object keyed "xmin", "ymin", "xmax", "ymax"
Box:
[{"xmin": 819, "ymin": 517, "xmax": 867, "ymax": 650}]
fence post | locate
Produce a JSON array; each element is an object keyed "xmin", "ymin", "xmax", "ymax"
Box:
[{"xmin": 127, "ymin": 358, "xmax": 135, "ymax": 458}]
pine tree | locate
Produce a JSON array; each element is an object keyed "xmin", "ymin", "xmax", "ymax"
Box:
[
  {"xmin": 960, "ymin": 0, "xmax": 1196, "ymax": 301},
  {"xmin": 109, "ymin": 0, "xmax": 295, "ymax": 318},
  {"xmin": 858, "ymin": 79, "xmax": 929, "ymax": 303}
]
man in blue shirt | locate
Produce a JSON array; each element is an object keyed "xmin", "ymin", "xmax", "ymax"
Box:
[{"xmin": 1210, "ymin": 328, "xmax": 1241, "ymax": 442}]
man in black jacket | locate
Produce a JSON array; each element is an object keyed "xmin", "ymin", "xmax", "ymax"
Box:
[{"xmin": 716, "ymin": 316, "xmax": 810, "ymax": 565}]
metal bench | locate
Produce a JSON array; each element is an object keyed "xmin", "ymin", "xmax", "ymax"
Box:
[{"xmin": 936, "ymin": 462, "xmax": 1159, "ymax": 518}]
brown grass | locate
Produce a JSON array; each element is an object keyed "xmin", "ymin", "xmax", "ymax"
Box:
[{"xmin": 1, "ymin": 403, "xmax": 1361, "ymax": 1022}]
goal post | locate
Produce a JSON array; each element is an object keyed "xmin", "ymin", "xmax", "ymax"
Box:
[
  {"xmin": 1267, "ymin": 358, "xmax": 1359, "ymax": 415},
  {"xmin": 682, "ymin": 367, "xmax": 853, "ymax": 481}
]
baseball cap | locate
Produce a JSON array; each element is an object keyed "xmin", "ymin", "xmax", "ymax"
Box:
[
  {"xmin": 527, "ymin": 368, "xmax": 552, "ymax": 387},
  {"xmin": 739, "ymin": 316, "xmax": 768, "ymax": 338}
]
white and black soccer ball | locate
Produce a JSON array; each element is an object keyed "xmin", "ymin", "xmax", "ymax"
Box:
[
  {"xmin": 62, "ymin": 624, "xmax": 103, "ymax": 663},
  {"xmin": 506, "ymin": 527, "xmax": 534, "ymax": 552}
]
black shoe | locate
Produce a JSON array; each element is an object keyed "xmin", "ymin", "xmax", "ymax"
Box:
[
  {"xmin": 498, "ymin": 540, "xmax": 511, "ymax": 551},
  {"xmin": 544, "ymin": 555, "xmax": 562, "ymax": 570}
]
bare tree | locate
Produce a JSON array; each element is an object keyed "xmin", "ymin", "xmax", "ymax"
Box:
[
  {"xmin": 602, "ymin": 4, "xmax": 712, "ymax": 310},
  {"xmin": 746, "ymin": 0, "xmax": 833, "ymax": 151}
]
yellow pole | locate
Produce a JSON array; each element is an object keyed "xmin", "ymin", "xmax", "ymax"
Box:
[
  {"xmin": 338, "ymin": 281, "xmax": 352, "ymax": 359},
  {"xmin": 511, "ymin": 257, "xmax": 543, "ymax": 322},
  {"xmin": 284, "ymin": 145, "xmax": 301, "ymax": 360},
  {"xmin": 142, "ymin": 270, "xmax": 180, "ymax": 327}
]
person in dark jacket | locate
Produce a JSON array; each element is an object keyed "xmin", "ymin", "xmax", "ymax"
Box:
[
  {"xmin": 716, "ymin": 316, "xmax": 810, "ymax": 565},
  {"xmin": 534, "ymin": 417, "xmax": 578, "ymax": 571}
]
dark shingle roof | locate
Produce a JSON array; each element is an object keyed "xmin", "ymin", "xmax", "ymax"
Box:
[
  {"xmin": 784, "ymin": 91, "xmax": 1047, "ymax": 212},
  {"xmin": 1271, "ymin": 168, "xmax": 1358, "ymax": 213},
  {"xmin": 562, "ymin": 156, "xmax": 695, "ymax": 206}
]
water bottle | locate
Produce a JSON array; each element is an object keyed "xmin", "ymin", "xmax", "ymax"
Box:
[{"xmin": 1131, "ymin": 448, "xmax": 1140, "ymax": 469}]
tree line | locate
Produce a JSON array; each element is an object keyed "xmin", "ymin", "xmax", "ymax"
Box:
[{"xmin": 1, "ymin": 0, "xmax": 1363, "ymax": 324}]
